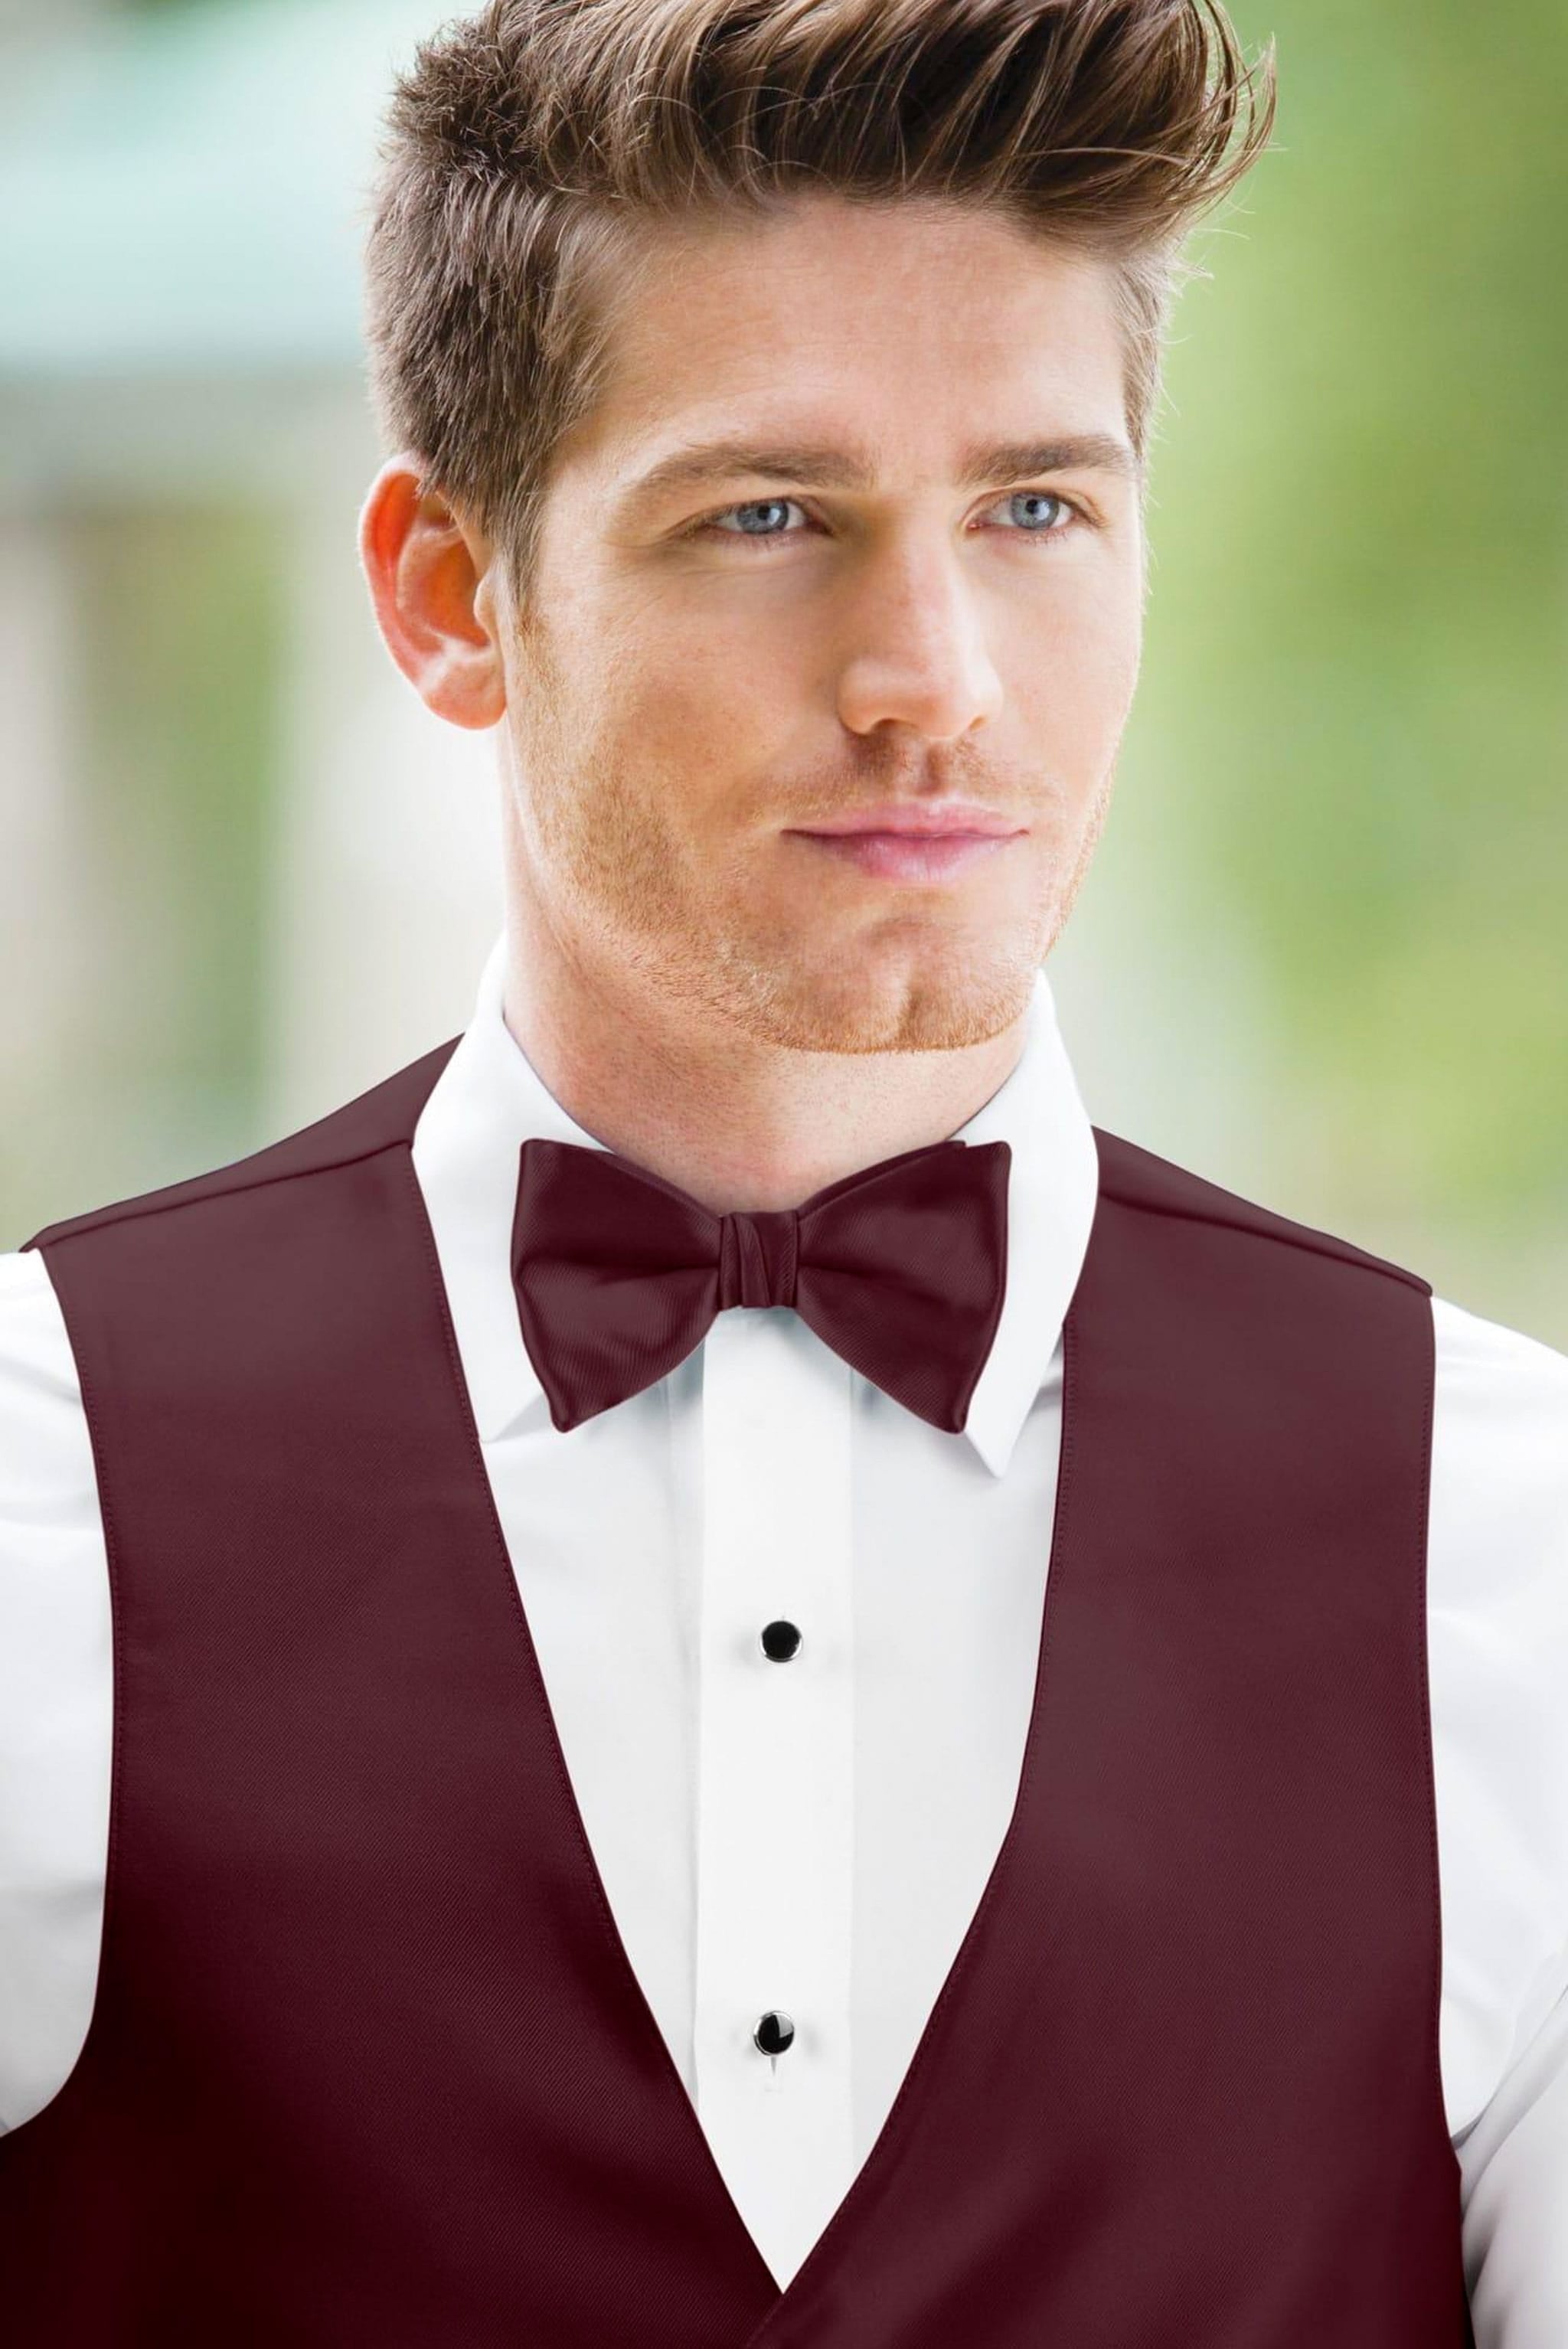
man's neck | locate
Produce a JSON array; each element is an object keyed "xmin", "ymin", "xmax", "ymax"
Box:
[{"xmin": 499, "ymin": 938, "xmax": 1030, "ymax": 1218}]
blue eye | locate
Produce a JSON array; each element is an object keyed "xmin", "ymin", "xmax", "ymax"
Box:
[
  {"xmin": 691, "ymin": 488, "xmax": 1086, "ymax": 553},
  {"xmin": 704, "ymin": 497, "xmax": 802, "ymax": 545}
]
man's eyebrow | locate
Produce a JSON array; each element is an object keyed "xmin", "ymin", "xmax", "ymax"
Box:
[{"xmin": 617, "ymin": 432, "xmax": 1142, "ymax": 511}]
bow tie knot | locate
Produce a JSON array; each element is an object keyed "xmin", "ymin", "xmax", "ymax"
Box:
[
  {"xmin": 511, "ymin": 1132, "xmax": 1011, "ymax": 1435},
  {"xmin": 717, "ymin": 1207, "xmax": 799, "ymax": 1311}
]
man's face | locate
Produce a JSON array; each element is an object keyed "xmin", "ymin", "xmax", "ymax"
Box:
[{"xmin": 495, "ymin": 194, "xmax": 1146, "ymax": 1054}]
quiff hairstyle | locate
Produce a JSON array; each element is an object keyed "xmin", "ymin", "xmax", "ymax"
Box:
[{"xmin": 362, "ymin": 0, "xmax": 1276, "ymax": 611}]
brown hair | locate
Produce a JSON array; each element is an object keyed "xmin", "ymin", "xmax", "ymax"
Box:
[{"xmin": 361, "ymin": 0, "xmax": 1276, "ymax": 610}]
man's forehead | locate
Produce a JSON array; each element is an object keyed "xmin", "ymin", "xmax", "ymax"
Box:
[
  {"xmin": 590, "ymin": 191, "xmax": 1119, "ymax": 367},
  {"xmin": 567, "ymin": 203, "xmax": 1131, "ymax": 493}
]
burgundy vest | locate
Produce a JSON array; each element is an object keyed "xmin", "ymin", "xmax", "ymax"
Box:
[{"xmin": 0, "ymin": 1039, "xmax": 1472, "ymax": 2346}]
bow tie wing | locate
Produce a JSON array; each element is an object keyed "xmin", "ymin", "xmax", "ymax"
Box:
[
  {"xmin": 792, "ymin": 1139, "xmax": 1011, "ymax": 1435},
  {"xmin": 512, "ymin": 1139, "xmax": 724, "ymax": 1430}
]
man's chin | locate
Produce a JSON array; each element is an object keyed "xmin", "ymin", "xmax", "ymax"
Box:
[{"xmin": 725, "ymin": 946, "xmax": 1037, "ymax": 1057}]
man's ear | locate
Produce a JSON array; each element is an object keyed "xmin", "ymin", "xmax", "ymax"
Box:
[{"xmin": 357, "ymin": 454, "xmax": 507, "ymax": 731}]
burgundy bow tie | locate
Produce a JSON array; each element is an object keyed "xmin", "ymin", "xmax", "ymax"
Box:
[{"xmin": 511, "ymin": 1134, "xmax": 1011, "ymax": 1435}]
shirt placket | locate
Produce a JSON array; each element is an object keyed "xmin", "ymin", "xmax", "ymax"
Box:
[{"xmin": 691, "ymin": 1302, "xmax": 857, "ymax": 2286}]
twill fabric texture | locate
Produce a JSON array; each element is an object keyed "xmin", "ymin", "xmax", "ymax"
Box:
[
  {"xmin": 0, "ymin": 1041, "xmax": 1472, "ymax": 2347},
  {"xmin": 509, "ymin": 1132, "xmax": 1011, "ymax": 1434}
]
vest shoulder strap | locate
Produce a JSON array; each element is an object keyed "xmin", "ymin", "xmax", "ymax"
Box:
[
  {"xmin": 22, "ymin": 1036, "xmax": 461, "ymax": 1253},
  {"xmin": 1091, "ymin": 1125, "xmax": 1431, "ymax": 1296}
]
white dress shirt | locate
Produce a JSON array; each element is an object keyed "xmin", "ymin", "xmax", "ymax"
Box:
[{"xmin": 2, "ymin": 929, "xmax": 1566, "ymax": 2335}]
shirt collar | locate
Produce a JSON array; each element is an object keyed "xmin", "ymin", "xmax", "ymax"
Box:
[{"xmin": 411, "ymin": 928, "xmax": 1100, "ymax": 1479}]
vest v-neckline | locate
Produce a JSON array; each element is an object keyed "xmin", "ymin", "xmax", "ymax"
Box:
[{"xmin": 403, "ymin": 1142, "xmax": 1084, "ymax": 2339}]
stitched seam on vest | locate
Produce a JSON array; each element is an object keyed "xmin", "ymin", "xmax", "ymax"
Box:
[
  {"xmin": 21, "ymin": 1041, "xmax": 462, "ymax": 1253},
  {"xmin": 1410, "ymin": 1290, "xmax": 1455, "ymax": 2173},
  {"xmin": 1101, "ymin": 1185, "xmax": 1430, "ymax": 1293},
  {"xmin": 24, "ymin": 1131, "xmax": 432, "ymax": 1250}
]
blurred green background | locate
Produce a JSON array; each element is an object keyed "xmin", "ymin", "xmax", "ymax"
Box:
[{"xmin": 0, "ymin": 0, "xmax": 1563, "ymax": 1343}]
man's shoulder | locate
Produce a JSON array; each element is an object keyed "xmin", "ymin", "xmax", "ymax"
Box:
[
  {"xmin": 1428, "ymin": 1289, "xmax": 1568, "ymax": 1619},
  {"xmin": 21, "ymin": 1034, "xmax": 462, "ymax": 1256},
  {"xmin": 1089, "ymin": 1124, "xmax": 1432, "ymax": 1297},
  {"xmin": 1431, "ymin": 1285, "xmax": 1568, "ymax": 1431}
]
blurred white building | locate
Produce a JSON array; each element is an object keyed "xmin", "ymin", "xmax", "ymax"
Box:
[{"xmin": 0, "ymin": 0, "xmax": 504, "ymax": 1239}]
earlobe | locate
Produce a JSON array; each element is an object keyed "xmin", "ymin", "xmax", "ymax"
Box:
[{"xmin": 358, "ymin": 454, "xmax": 508, "ymax": 731}]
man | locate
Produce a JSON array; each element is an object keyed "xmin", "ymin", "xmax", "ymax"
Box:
[{"xmin": 0, "ymin": 0, "xmax": 1563, "ymax": 2340}]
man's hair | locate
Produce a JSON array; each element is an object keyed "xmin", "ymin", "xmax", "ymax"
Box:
[{"xmin": 362, "ymin": 0, "xmax": 1276, "ymax": 611}]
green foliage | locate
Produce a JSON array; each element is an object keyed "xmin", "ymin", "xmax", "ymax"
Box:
[
  {"xmin": 1127, "ymin": 0, "xmax": 1566, "ymax": 1260},
  {"xmin": 70, "ymin": 505, "xmax": 283, "ymax": 1192}
]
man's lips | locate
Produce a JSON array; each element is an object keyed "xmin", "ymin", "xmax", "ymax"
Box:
[
  {"xmin": 786, "ymin": 827, "xmax": 1024, "ymax": 881},
  {"xmin": 789, "ymin": 801, "xmax": 1026, "ymax": 838}
]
